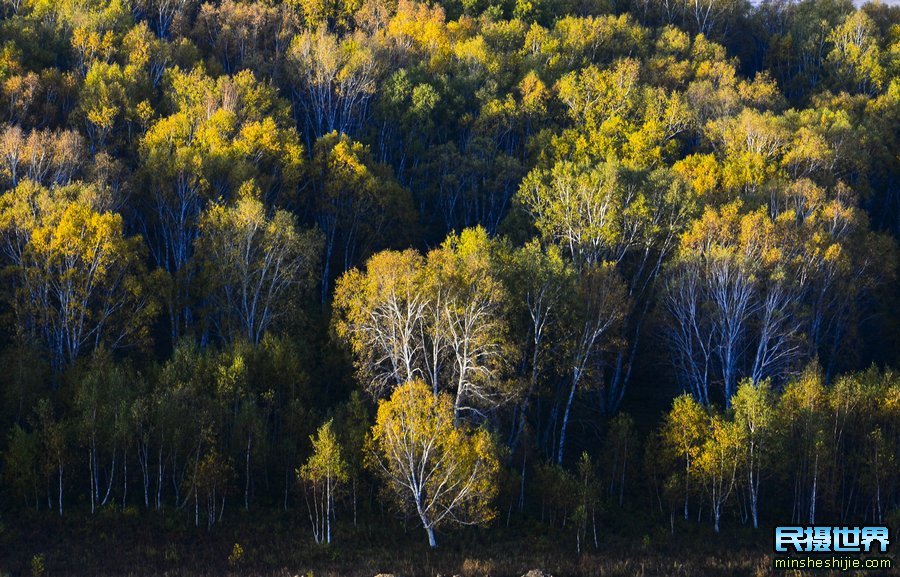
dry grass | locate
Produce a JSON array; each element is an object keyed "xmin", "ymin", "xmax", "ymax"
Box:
[{"xmin": 0, "ymin": 513, "xmax": 895, "ymax": 577}]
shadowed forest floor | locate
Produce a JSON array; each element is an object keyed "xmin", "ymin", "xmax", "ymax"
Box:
[{"xmin": 0, "ymin": 512, "xmax": 895, "ymax": 577}]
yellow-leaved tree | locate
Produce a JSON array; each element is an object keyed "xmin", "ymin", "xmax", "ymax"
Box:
[
  {"xmin": 0, "ymin": 181, "xmax": 157, "ymax": 374},
  {"xmin": 298, "ymin": 419, "xmax": 347, "ymax": 545},
  {"xmin": 695, "ymin": 412, "xmax": 740, "ymax": 533},
  {"xmin": 658, "ymin": 393, "xmax": 708, "ymax": 522},
  {"xmin": 367, "ymin": 380, "xmax": 499, "ymax": 548}
]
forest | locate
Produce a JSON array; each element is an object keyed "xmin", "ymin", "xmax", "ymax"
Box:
[{"xmin": 0, "ymin": 0, "xmax": 899, "ymax": 575}]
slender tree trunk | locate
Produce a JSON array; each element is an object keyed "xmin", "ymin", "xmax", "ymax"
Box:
[
  {"xmin": 89, "ymin": 447, "xmax": 95, "ymax": 514},
  {"xmin": 416, "ymin": 492, "xmax": 437, "ymax": 548},
  {"xmin": 326, "ymin": 475, "xmax": 332, "ymax": 545},
  {"xmin": 558, "ymin": 368, "xmax": 581, "ymax": 465},
  {"xmin": 122, "ymin": 451, "xmax": 128, "ymax": 512},
  {"xmin": 244, "ymin": 433, "xmax": 251, "ymax": 511},
  {"xmin": 810, "ymin": 451, "xmax": 818, "ymax": 524},
  {"xmin": 140, "ymin": 443, "xmax": 149, "ymax": 508},
  {"xmin": 58, "ymin": 464, "xmax": 63, "ymax": 516},
  {"xmin": 157, "ymin": 446, "xmax": 163, "ymax": 510},
  {"xmin": 748, "ymin": 439, "xmax": 759, "ymax": 529},
  {"xmin": 102, "ymin": 449, "xmax": 116, "ymax": 506},
  {"xmin": 284, "ymin": 467, "xmax": 290, "ymax": 512}
]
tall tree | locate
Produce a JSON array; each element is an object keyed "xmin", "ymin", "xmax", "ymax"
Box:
[
  {"xmin": 195, "ymin": 182, "xmax": 322, "ymax": 344},
  {"xmin": 336, "ymin": 228, "xmax": 513, "ymax": 418},
  {"xmin": 334, "ymin": 249, "xmax": 427, "ymax": 395},
  {"xmin": 0, "ymin": 181, "xmax": 157, "ymax": 372},
  {"xmin": 308, "ymin": 132, "xmax": 415, "ymax": 300},
  {"xmin": 287, "ymin": 29, "xmax": 378, "ymax": 147},
  {"xmin": 422, "ymin": 227, "xmax": 514, "ymax": 419},
  {"xmin": 731, "ymin": 378, "xmax": 775, "ymax": 529}
]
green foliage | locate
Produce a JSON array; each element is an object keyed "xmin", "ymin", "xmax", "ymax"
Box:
[
  {"xmin": 300, "ymin": 419, "xmax": 348, "ymax": 487},
  {"xmin": 195, "ymin": 183, "xmax": 322, "ymax": 343},
  {"xmin": 4, "ymin": 424, "xmax": 38, "ymax": 508},
  {"xmin": 30, "ymin": 553, "xmax": 44, "ymax": 577},
  {"xmin": 298, "ymin": 419, "xmax": 348, "ymax": 544}
]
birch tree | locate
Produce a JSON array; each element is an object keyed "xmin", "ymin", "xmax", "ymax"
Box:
[
  {"xmin": 696, "ymin": 412, "xmax": 740, "ymax": 533},
  {"xmin": 731, "ymin": 378, "xmax": 775, "ymax": 529},
  {"xmin": 557, "ymin": 262, "xmax": 628, "ymax": 464},
  {"xmin": 500, "ymin": 240, "xmax": 573, "ymax": 454},
  {"xmin": 367, "ymin": 380, "xmax": 499, "ymax": 548},
  {"xmin": 133, "ymin": 0, "xmax": 198, "ymax": 38},
  {"xmin": 138, "ymin": 68, "xmax": 303, "ymax": 341},
  {"xmin": 423, "ymin": 227, "xmax": 513, "ymax": 419},
  {"xmin": 0, "ymin": 181, "xmax": 156, "ymax": 372},
  {"xmin": 298, "ymin": 419, "xmax": 347, "ymax": 545},
  {"xmin": 334, "ymin": 249, "xmax": 427, "ymax": 395},
  {"xmin": 308, "ymin": 132, "xmax": 415, "ymax": 301},
  {"xmin": 659, "ymin": 393, "xmax": 708, "ymax": 521},
  {"xmin": 777, "ymin": 364, "xmax": 829, "ymax": 525},
  {"xmin": 518, "ymin": 161, "xmax": 693, "ymax": 412},
  {"xmin": 195, "ymin": 183, "xmax": 322, "ymax": 344},
  {"xmin": 287, "ymin": 29, "xmax": 378, "ymax": 147},
  {"xmin": 0, "ymin": 125, "xmax": 85, "ymax": 189},
  {"xmin": 335, "ymin": 228, "xmax": 512, "ymax": 417}
]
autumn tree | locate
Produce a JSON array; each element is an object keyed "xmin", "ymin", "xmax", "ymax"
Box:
[
  {"xmin": 367, "ymin": 380, "xmax": 499, "ymax": 548},
  {"xmin": 192, "ymin": 1, "xmax": 297, "ymax": 77},
  {"xmin": 663, "ymin": 204, "xmax": 761, "ymax": 406},
  {"xmin": 33, "ymin": 399, "xmax": 67, "ymax": 516},
  {"xmin": 133, "ymin": 0, "xmax": 199, "ymax": 39},
  {"xmin": 0, "ymin": 125, "xmax": 85, "ymax": 189},
  {"xmin": 422, "ymin": 227, "xmax": 514, "ymax": 419},
  {"xmin": 193, "ymin": 448, "xmax": 235, "ymax": 529},
  {"xmin": 335, "ymin": 228, "xmax": 512, "ymax": 417},
  {"xmin": 556, "ymin": 262, "xmax": 628, "ymax": 464},
  {"xmin": 298, "ymin": 419, "xmax": 348, "ymax": 545},
  {"xmin": 499, "ymin": 240, "xmax": 573, "ymax": 455},
  {"xmin": 334, "ymin": 248, "xmax": 427, "ymax": 394},
  {"xmin": 731, "ymin": 378, "xmax": 775, "ymax": 529},
  {"xmin": 658, "ymin": 393, "xmax": 708, "ymax": 521},
  {"xmin": 826, "ymin": 9, "xmax": 886, "ymax": 96},
  {"xmin": 308, "ymin": 132, "xmax": 415, "ymax": 300},
  {"xmin": 696, "ymin": 412, "xmax": 740, "ymax": 533},
  {"xmin": 289, "ymin": 0, "xmax": 363, "ymax": 33},
  {"xmin": 138, "ymin": 68, "xmax": 303, "ymax": 340},
  {"xmin": 0, "ymin": 181, "xmax": 157, "ymax": 372},
  {"xmin": 518, "ymin": 160, "xmax": 693, "ymax": 412},
  {"xmin": 777, "ymin": 364, "xmax": 829, "ymax": 525},
  {"xmin": 195, "ymin": 183, "xmax": 322, "ymax": 344},
  {"xmin": 73, "ymin": 351, "xmax": 136, "ymax": 514},
  {"xmin": 0, "ymin": 0, "xmax": 897, "ymax": 548},
  {"xmin": 287, "ymin": 29, "xmax": 378, "ymax": 146}
]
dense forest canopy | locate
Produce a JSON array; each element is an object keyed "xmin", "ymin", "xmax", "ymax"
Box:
[{"xmin": 0, "ymin": 0, "xmax": 899, "ymax": 558}]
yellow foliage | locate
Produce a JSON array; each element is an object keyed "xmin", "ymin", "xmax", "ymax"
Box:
[{"xmin": 368, "ymin": 380, "xmax": 500, "ymax": 542}]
